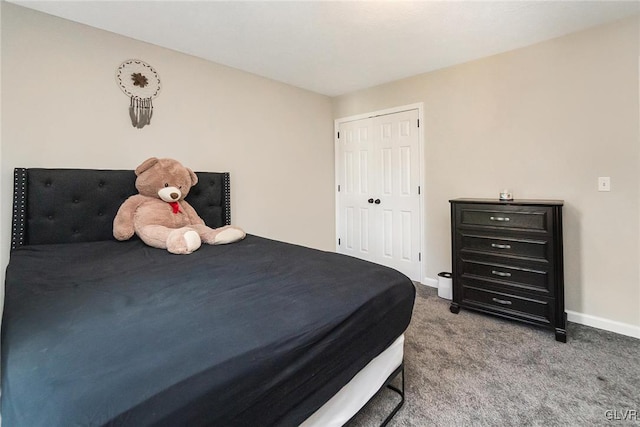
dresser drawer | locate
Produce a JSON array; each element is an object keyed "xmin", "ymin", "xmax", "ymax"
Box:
[
  {"xmin": 461, "ymin": 285, "xmax": 552, "ymax": 326},
  {"xmin": 459, "ymin": 232, "xmax": 549, "ymax": 261},
  {"xmin": 458, "ymin": 205, "xmax": 552, "ymax": 233},
  {"xmin": 459, "ymin": 259, "xmax": 552, "ymax": 295}
]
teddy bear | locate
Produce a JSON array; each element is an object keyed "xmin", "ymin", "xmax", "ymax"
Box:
[{"xmin": 113, "ymin": 157, "xmax": 246, "ymax": 254}]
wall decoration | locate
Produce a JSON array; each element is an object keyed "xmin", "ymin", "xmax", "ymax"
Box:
[{"xmin": 115, "ymin": 59, "xmax": 161, "ymax": 129}]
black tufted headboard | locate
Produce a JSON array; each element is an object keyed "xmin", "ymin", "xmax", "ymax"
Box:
[{"xmin": 11, "ymin": 168, "xmax": 231, "ymax": 250}]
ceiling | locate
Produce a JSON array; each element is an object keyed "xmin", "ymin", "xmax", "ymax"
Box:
[{"xmin": 10, "ymin": 1, "xmax": 640, "ymax": 97}]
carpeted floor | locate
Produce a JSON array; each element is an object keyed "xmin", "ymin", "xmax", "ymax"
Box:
[{"xmin": 349, "ymin": 284, "xmax": 640, "ymax": 426}]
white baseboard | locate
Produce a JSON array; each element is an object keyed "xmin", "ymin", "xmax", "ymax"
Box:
[
  {"xmin": 421, "ymin": 277, "xmax": 639, "ymax": 340},
  {"xmin": 421, "ymin": 277, "xmax": 438, "ymax": 288},
  {"xmin": 566, "ymin": 310, "xmax": 640, "ymax": 340}
]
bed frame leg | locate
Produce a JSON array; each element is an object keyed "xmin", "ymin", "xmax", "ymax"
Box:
[
  {"xmin": 380, "ymin": 364, "xmax": 405, "ymax": 427},
  {"xmin": 344, "ymin": 363, "xmax": 406, "ymax": 427}
]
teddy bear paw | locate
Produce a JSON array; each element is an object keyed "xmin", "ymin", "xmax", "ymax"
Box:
[
  {"xmin": 183, "ymin": 230, "xmax": 202, "ymax": 252},
  {"xmin": 167, "ymin": 229, "xmax": 202, "ymax": 254},
  {"xmin": 213, "ymin": 227, "xmax": 246, "ymax": 245}
]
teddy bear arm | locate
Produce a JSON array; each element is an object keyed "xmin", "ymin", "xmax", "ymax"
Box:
[{"xmin": 113, "ymin": 195, "xmax": 147, "ymax": 240}]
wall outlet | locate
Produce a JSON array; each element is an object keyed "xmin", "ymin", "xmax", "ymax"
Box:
[{"xmin": 598, "ymin": 177, "xmax": 611, "ymax": 192}]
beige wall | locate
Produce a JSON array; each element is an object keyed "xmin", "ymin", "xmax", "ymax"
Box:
[
  {"xmin": 334, "ymin": 16, "xmax": 640, "ymax": 329},
  {"xmin": 0, "ymin": 1, "xmax": 335, "ymax": 282}
]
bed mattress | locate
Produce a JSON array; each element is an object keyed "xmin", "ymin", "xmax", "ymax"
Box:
[{"xmin": 1, "ymin": 235, "xmax": 415, "ymax": 426}]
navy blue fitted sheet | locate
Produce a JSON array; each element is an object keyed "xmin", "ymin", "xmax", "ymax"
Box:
[{"xmin": 1, "ymin": 235, "xmax": 415, "ymax": 426}]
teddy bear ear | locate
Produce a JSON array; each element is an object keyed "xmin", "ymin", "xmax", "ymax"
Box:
[
  {"xmin": 135, "ymin": 157, "xmax": 159, "ymax": 176},
  {"xmin": 187, "ymin": 168, "xmax": 198, "ymax": 186}
]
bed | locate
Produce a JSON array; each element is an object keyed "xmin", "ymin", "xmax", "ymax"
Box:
[{"xmin": 1, "ymin": 168, "xmax": 415, "ymax": 426}]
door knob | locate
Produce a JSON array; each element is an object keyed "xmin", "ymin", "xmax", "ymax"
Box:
[
  {"xmin": 374, "ymin": 199, "xmax": 381, "ymax": 204},
  {"xmin": 368, "ymin": 198, "xmax": 374, "ymax": 204}
]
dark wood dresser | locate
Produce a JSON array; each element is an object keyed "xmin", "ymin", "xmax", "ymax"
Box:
[{"xmin": 449, "ymin": 199, "xmax": 566, "ymax": 342}]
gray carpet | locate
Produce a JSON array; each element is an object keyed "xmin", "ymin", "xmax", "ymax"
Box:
[{"xmin": 349, "ymin": 284, "xmax": 640, "ymax": 426}]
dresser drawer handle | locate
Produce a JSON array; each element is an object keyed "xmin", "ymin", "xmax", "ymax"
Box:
[
  {"xmin": 492, "ymin": 297, "xmax": 513, "ymax": 305},
  {"xmin": 489, "ymin": 216, "xmax": 510, "ymax": 222},
  {"xmin": 491, "ymin": 270, "xmax": 512, "ymax": 277},
  {"xmin": 491, "ymin": 243, "xmax": 511, "ymax": 249}
]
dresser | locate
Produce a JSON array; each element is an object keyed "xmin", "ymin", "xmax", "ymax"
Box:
[{"xmin": 449, "ymin": 199, "xmax": 566, "ymax": 342}]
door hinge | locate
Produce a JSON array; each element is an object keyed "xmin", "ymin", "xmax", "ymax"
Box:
[
  {"xmin": 338, "ymin": 238, "xmax": 341, "ymax": 246},
  {"xmin": 338, "ymin": 184, "xmax": 341, "ymax": 192},
  {"xmin": 417, "ymin": 119, "xmax": 420, "ymax": 128},
  {"xmin": 337, "ymin": 131, "xmax": 340, "ymax": 139},
  {"xmin": 418, "ymin": 252, "xmax": 421, "ymax": 261},
  {"xmin": 418, "ymin": 186, "xmax": 421, "ymax": 195}
]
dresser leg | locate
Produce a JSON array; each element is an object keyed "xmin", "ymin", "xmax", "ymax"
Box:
[
  {"xmin": 554, "ymin": 312, "xmax": 567, "ymax": 342},
  {"xmin": 555, "ymin": 328, "xmax": 567, "ymax": 343},
  {"xmin": 450, "ymin": 303, "xmax": 460, "ymax": 314}
]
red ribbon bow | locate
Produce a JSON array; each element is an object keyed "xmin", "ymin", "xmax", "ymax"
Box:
[{"xmin": 169, "ymin": 202, "xmax": 181, "ymax": 214}]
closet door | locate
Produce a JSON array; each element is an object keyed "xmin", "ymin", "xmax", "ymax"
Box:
[
  {"xmin": 371, "ymin": 111, "xmax": 421, "ymax": 279},
  {"xmin": 337, "ymin": 117, "xmax": 377, "ymax": 263},
  {"xmin": 337, "ymin": 109, "xmax": 421, "ymax": 280}
]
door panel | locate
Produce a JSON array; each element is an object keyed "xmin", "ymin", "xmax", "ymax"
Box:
[
  {"xmin": 337, "ymin": 109, "xmax": 421, "ymax": 280},
  {"xmin": 338, "ymin": 118, "xmax": 376, "ymax": 262},
  {"xmin": 344, "ymin": 151, "xmax": 354, "ymax": 193},
  {"xmin": 382, "ymin": 209, "xmax": 393, "ymax": 258},
  {"xmin": 401, "ymin": 210, "xmax": 412, "ymax": 261},
  {"xmin": 359, "ymin": 208, "xmax": 370, "ymax": 252},
  {"xmin": 359, "ymin": 151, "xmax": 369, "ymax": 194},
  {"xmin": 382, "ymin": 148, "xmax": 392, "ymax": 194},
  {"xmin": 345, "ymin": 207, "xmax": 353, "ymax": 248},
  {"xmin": 371, "ymin": 111, "xmax": 421, "ymax": 279}
]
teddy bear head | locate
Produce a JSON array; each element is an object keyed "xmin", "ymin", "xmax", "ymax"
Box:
[{"xmin": 134, "ymin": 157, "xmax": 198, "ymax": 202}]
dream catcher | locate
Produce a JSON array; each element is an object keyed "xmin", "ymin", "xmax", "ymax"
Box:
[{"xmin": 115, "ymin": 60, "xmax": 161, "ymax": 129}]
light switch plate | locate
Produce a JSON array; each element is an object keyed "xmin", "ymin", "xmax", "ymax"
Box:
[{"xmin": 598, "ymin": 177, "xmax": 611, "ymax": 192}]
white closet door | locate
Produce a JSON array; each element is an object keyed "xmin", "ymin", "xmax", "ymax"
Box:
[
  {"xmin": 372, "ymin": 111, "xmax": 421, "ymax": 279},
  {"xmin": 337, "ymin": 117, "xmax": 377, "ymax": 262},
  {"xmin": 337, "ymin": 109, "xmax": 421, "ymax": 280}
]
